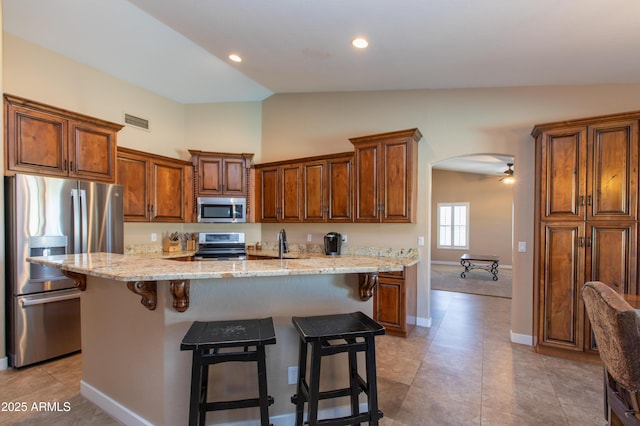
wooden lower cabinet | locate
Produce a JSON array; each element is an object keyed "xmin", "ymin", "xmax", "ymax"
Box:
[
  {"xmin": 373, "ymin": 263, "xmax": 417, "ymax": 337},
  {"xmin": 537, "ymin": 221, "xmax": 637, "ymax": 358},
  {"xmin": 117, "ymin": 147, "xmax": 193, "ymax": 222}
]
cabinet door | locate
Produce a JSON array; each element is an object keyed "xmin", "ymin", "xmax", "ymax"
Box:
[
  {"xmin": 538, "ymin": 223, "xmax": 585, "ymax": 351},
  {"xmin": 222, "ymin": 158, "xmax": 247, "ymax": 195},
  {"xmin": 6, "ymin": 104, "xmax": 68, "ymax": 177},
  {"xmin": 257, "ymin": 167, "xmax": 279, "ymax": 222},
  {"xmin": 354, "ymin": 142, "xmax": 381, "ymax": 222},
  {"xmin": 302, "ymin": 161, "xmax": 326, "ymax": 222},
  {"xmin": 280, "ymin": 164, "xmax": 303, "ymax": 222},
  {"xmin": 152, "ymin": 160, "xmax": 186, "ymax": 222},
  {"xmin": 69, "ymin": 121, "xmax": 117, "ymax": 182},
  {"xmin": 117, "ymin": 152, "xmax": 150, "ymax": 222},
  {"xmin": 197, "ymin": 156, "xmax": 223, "ymax": 195},
  {"xmin": 587, "ymin": 120, "xmax": 638, "ymax": 221},
  {"xmin": 584, "ymin": 222, "xmax": 638, "ymax": 352},
  {"xmin": 327, "ymin": 155, "xmax": 353, "ymax": 222},
  {"xmin": 374, "ymin": 277, "xmax": 403, "ymax": 331},
  {"xmin": 383, "ymin": 138, "xmax": 413, "ymax": 222},
  {"xmin": 539, "ymin": 127, "xmax": 587, "ymax": 221}
]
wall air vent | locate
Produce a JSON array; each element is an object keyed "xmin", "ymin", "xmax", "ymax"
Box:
[{"xmin": 124, "ymin": 113, "xmax": 150, "ymax": 131}]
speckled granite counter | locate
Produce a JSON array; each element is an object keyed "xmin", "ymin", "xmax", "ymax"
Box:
[{"xmin": 28, "ymin": 252, "xmax": 417, "ymax": 282}]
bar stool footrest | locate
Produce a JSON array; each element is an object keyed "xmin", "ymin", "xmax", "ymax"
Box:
[
  {"xmin": 310, "ymin": 410, "xmax": 384, "ymax": 426},
  {"xmin": 206, "ymin": 395, "xmax": 274, "ymax": 412},
  {"xmin": 291, "ymin": 385, "xmax": 364, "ymax": 405}
]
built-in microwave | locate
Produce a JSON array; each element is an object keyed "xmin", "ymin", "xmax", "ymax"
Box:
[{"xmin": 197, "ymin": 197, "xmax": 246, "ymax": 223}]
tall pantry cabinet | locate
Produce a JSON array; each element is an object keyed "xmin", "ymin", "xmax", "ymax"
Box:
[{"xmin": 532, "ymin": 111, "xmax": 640, "ymax": 360}]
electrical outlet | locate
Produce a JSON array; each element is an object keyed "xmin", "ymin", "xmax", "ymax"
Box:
[
  {"xmin": 342, "ymin": 234, "xmax": 348, "ymax": 243},
  {"xmin": 151, "ymin": 233, "xmax": 157, "ymax": 242},
  {"xmin": 307, "ymin": 233, "xmax": 312, "ymax": 242},
  {"xmin": 288, "ymin": 366, "xmax": 298, "ymax": 385},
  {"xmin": 417, "ymin": 236, "xmax": 425, "ymax": 246}
]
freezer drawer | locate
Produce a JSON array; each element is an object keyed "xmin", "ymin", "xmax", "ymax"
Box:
[{"xmin": 9, "ymin": 289, "xmax": 81, "ymax": 368}]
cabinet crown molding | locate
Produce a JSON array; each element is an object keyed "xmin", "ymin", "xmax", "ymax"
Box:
[{"xmin": 4, "ymin": 94, "xmax": 123, "ymax": 131}]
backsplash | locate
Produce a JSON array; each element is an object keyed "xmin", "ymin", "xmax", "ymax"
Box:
[{"xmin": 125, "ymin": 240, "xmax": 418, "ymax": 259}]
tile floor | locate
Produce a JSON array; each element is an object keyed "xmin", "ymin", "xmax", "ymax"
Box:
[{"xmin": 0, "ymin": 290, "xmax": 605, "ymax": 425}]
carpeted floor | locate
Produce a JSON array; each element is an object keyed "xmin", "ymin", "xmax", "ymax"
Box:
[{"xmin": 430, "ymin": 263, "xmax": 512, "ymax": 298}]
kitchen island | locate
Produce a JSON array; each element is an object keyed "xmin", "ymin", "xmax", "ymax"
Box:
[{"xmin": 28, "ymin": 252, "xmax": 417, "ymax": 426}]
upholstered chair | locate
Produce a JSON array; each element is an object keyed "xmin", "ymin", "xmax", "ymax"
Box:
[{"xmin": 582, "ymin": 281, "xmax": 640, "ymax": 426}]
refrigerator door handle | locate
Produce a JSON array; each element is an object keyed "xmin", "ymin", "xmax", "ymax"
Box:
[
  {"xmin": 21, "ymin": 292, "xmax": 81, "ymax": 307},
  {"xmin": 79, "ymin": 189, "xmax": 88, "ymax": 253},
  {"xmin": 71, "ymin": 189, "xmax": 81, "ymax": 253}
]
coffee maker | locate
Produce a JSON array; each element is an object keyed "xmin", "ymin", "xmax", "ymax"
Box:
[{"xmin": 324, "ymin": 232, "xmax": 342, "ymax": 256}]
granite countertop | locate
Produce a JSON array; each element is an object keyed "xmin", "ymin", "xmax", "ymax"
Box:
[{"xmin": 27, "ymin": 252, "xmax": 418, "ymax": 282}]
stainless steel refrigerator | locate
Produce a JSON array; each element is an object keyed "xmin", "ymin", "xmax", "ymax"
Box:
[{"xmin": 5, "ymin": 174, "xmax": 123, "ymax": 367}]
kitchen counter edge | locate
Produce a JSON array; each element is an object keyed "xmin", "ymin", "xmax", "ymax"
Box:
[{"xmin": 27, "ymin": 252, "xmax": 419, "ymax": 282}]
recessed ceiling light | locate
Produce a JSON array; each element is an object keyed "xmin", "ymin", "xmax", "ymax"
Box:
[
  {"xmin": 352, "ymin": 38, "xmax": 369, "ymax": 49},
  {"xmin": 228, "ymin": 54, "xmax": 242, "ymax": 63}
]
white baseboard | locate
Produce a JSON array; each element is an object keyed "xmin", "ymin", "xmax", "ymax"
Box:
[
  {"xmin": 0, "ymin": 356, "xmax": 8, "ymax": 371},
  {"xmin": 82, "ymin": 380, "xmax": 372, "ymax": 426},
  {"xmin": 416, "ymin": 316, "xmax": 432, "ymax": 328},
  {"xmin": 510, "ymin": 330, "xmax": 534, "ymax": 346},
  {"xmin": 81, "ymin": 381, "xmax": 153, "ymax": 426}
]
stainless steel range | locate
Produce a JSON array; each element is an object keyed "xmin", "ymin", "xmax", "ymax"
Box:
[{"xmin": 194, "ymin": 232, "xmax": 246, "ymax": 260}]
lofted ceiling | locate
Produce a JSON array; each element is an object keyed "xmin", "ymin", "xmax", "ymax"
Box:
[{"xmin": 4, "ymin": 0, "xmax": 640, "ymax": 104}]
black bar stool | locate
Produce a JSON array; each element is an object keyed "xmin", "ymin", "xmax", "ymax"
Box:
[
  {"xmin": 180, "ymin": 317, "xmax": 276, "ymax": 426},
  {"xmin": 290, "ymin": 311, "xmax": 385, "ymax": 426}
]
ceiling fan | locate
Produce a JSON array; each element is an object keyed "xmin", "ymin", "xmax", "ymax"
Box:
[{"xmin": 500, "ymin": 163, "xmax": 515, "ymax": 184}]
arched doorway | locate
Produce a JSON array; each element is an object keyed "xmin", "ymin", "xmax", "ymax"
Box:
[{"xmin": 430, "ymin": 154, "xmax": 515, "ymax": 298}]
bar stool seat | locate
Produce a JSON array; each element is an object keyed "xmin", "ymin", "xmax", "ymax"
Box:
[
  {"xmin": 180, "ymin": 317, "xmax": 276, "ymax": 426},
  {"xmin": 290, "ymin": 311, "xmax": 385, "ymax": 426}
]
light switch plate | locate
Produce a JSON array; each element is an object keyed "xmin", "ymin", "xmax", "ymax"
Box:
[
  {"xmin": 518, "ymin": 241, "xmax": 526, "ymax": 252},
  {"xmin": 417, "ymin": 236, "xmax": 425, "ymax": 246},
  {"xmin": 288, "ymin": 366, "xmax": 298, "ymax": 384}
]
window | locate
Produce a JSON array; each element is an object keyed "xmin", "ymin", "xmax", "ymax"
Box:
[{"xmin": 437, "ymin": 203, "xmax": 469, "ymax": 249}]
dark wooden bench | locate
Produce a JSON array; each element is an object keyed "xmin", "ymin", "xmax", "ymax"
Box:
[{"xmin": 460, "ymin": 254, "xmax": 499, "ymax": 281}]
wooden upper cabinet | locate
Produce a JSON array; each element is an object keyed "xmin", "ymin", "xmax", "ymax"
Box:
[
  {"xmin": 350, "ymin": 128, "xmax": 422, "ymax": 223},
  {"xmin": 68, "ymin": 120, "xmax": 117, "ymax": 182},
  {"xmin": 189, "ymin": 150, "xmax": 253, "ymax": 197},
  {"xmin": 537, "ymin": 127, "xmax": 587, "ymax": 221},
  {"xmin": 326, "ymin": 154, "xmax": 353, "ymax": 222},
  {"xmin": 303, "ymin": 160, "xmax": 326, "ymax": 222},
  {"xmin": 302, "ymin": 153, "xmax": 354, "ymax": 223},
  {"xmin": 255, "ymin": 163, "xmax": 302, "ymax": 223},
  {"xmin": 256, "ymin": 152, "xmax": 353, "ymax": 223},
  {"xmin": 533, "ymin": 117, "xmax": 638, "ymax": 222},
  {"xmin": 256, "ymin": 166, "xmax": 279, "ymax": 222},
  {"xmin": 5, "ymin": 94, "xmax": 122, "ymax": 182},
  {"xmin": 117, "ymin": 147, "xmax": 192, "ymax": 223},
  {"xmin": 117, "ymin": 150, "xmax": 150, "ymax": 221},
  {"xmin": 588, "ymin": 120, "xmax": 638, "ymax": 220},
  {"xmin": 280, "ymin": 164, "xmax": 303, "ymax": 222}
]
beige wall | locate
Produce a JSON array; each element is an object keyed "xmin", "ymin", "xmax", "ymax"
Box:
[{"xmin": 431, "ymin": 169, "xmax": 513, "ymax": 265}]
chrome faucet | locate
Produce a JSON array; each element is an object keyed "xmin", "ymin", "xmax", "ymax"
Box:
[{"xmin": 278, "ymin": 229, "xmax": 289, "ymax": 258}]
